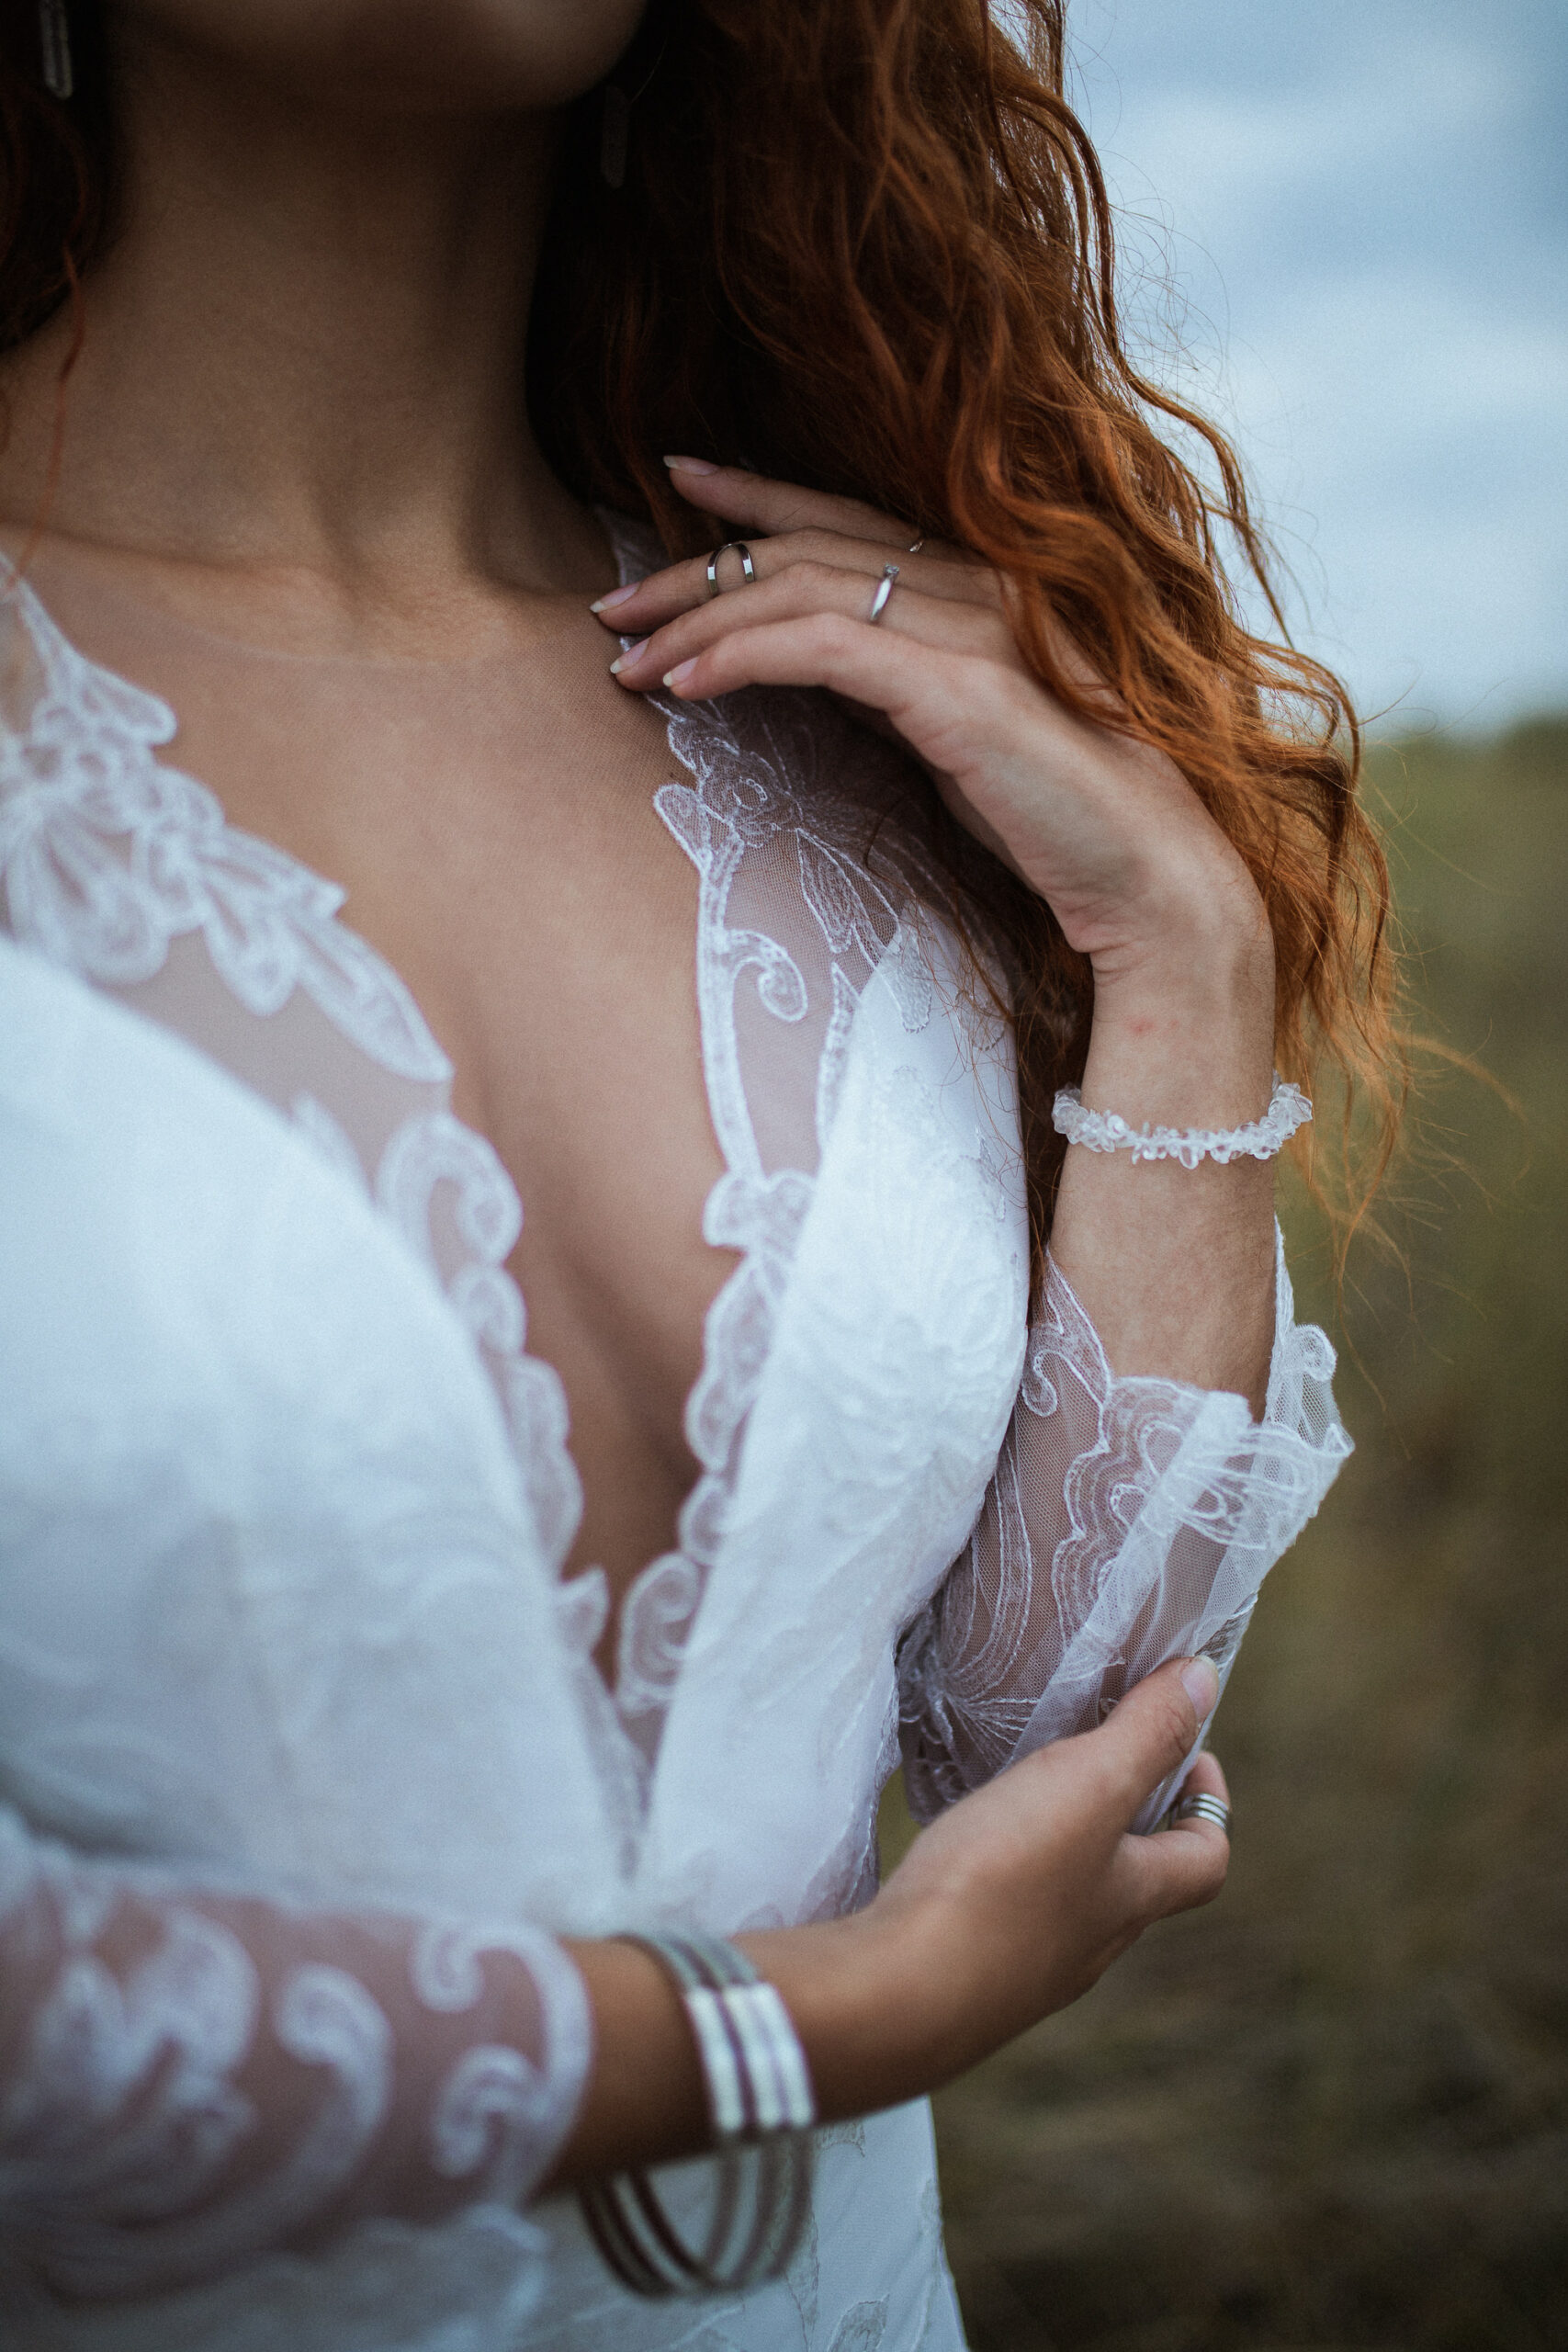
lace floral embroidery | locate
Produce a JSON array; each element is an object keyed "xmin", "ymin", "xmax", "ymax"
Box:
[
  {"xmin": 0, "ymin": 562, "xmax": 588, "ymax": 1595},
  {"xmin": 898, "ymin": 1237, "xmax": 1352, "ymax": 1820},
  {"xmin": 613, "ymin": 671, "xmax": 947, "ymax": 1758},
  {"xmin": 0, "ymin": 1813, "xmax": 590, "ymax": 2303},
  {"xmin": 0, "ymin": 577, "xmax": 447, "ymax": 1082}
]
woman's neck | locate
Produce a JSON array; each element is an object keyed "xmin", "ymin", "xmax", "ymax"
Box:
[{"xmin": 0, "ymin": 19, "xmax": 605, "ymax": 637}]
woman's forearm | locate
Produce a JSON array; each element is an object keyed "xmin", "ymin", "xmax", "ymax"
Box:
[
  {"xmin": 1046, "ymin": 869, "xmax": 1280, "ymax": 1416},
  {"xmin": 547, "ymin": 1918, "xmax": 874, "ymax": 2183}
]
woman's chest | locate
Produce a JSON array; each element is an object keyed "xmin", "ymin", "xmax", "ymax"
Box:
[{"xmin": 116, "ymin": 616, "xmax": 737, "ymax": 1595}]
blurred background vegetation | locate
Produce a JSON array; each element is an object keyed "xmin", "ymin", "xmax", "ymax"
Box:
[{"xmin": 902, "ymin": 718, "xmax": 1568, "ymax": 2352}]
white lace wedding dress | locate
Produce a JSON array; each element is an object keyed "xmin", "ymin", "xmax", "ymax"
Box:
[{"xmin": 0, "ymin": 519, "xmax": 1350, "ymax": 2351}]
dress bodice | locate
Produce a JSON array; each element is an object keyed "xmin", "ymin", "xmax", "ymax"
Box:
[
  {"xmin": 0, "ymin": 516, "xmax": 1033, "ymax": 1922},
  {"xmin": 0, "ymin": 523, "xmax": 1350, "ymax": 2349}
]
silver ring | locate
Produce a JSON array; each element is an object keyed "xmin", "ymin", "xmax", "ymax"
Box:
[
  {"xmin": 705, "ymin": 541, "xmax": 756, "ymax": 595},
  {"xmin": 907, "ymin": 537, "xmax": 925, "ymax": 555},
  {"xmin": 1173, "ymin": 1792, "xmax": 1231, "ymax": 1835},
  {"xmin": 868, "ymin": 563, "xmax": 899, "ymax": 624}
]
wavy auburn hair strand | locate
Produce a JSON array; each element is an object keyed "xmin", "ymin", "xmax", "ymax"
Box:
[{"xmin": 529, "ymin": 0, "xmax": 1404, "ymax": 1282}]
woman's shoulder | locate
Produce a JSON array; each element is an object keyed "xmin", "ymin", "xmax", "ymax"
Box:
[{"xmin": 0, "ymin": 548, "xmax": 176, "ymax": 764}]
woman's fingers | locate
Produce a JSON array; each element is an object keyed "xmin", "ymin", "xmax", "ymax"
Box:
[
  {"xmin": 630, "ymin": 609, "xmax": 1010, "ymax": 789},
  {"xmin": 608, "ymin": 559, "xmax": 1014, "ymax": 686},
  {"xmin": 861, "ymin": 1655, "xmax": 1231, "ymax": 2080},
  {"xmin": 1118, "ymin": 1711, "xmax": 1232, "ymax": 1926},
  {"xmin": 594, "ymin": 526, "xmax": 996, "ymax": 636},
  {"xmin": 1122, "ymin": 1813, "xmax": 1231, "ymax": 1923},
  {"xmin": 1176, "ymin": 1747, "xmax": 1231, "ymax": 1809},
  {"xmin": 1093, "ymin": 1656, "xmax": 1220, "ymax": 1823},
  {"xmin": 593, "ymin": 528, "xmax": 901, "ymax": 631},
  {"xmin": 666, "ymin": 610, "xmax": 939, "ymax": 721},
  {"xmin": 589, "ymin": 458, "xmax": 993, "ymax": 633}
]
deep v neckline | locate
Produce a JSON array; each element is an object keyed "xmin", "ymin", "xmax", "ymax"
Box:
[
  {"xmin": 0, "ymin": 521, "xmax": 963, "ymax": 1816},
  {"xmin": 0, "ymin": 527, "xmax": 750, "ymax": 1756}
]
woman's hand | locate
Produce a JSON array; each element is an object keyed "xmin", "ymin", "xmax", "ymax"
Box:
[
  {"xmin": 592, "ymin": 459, "xmax": 1266, "ymax": 1000},
  {"xmin": 845, "ymin": 1656, "xmax": 1230, "ymax": 2096},
  {"xmin": 592, "ymin": 459, "xmax": 1281, "ymax": 1402},
  {"xmin": 553, "ymin": 1657, "xmax": 1229, "ymax": 2181}
]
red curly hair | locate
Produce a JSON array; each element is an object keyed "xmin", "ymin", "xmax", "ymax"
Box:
[{"xmin": 0, "ymin": 0, "xmax": 1403, "ymax": 1283}]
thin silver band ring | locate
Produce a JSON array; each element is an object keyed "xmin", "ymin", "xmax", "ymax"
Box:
[
  {"xmin": 705, "ymin": 541, "xmax": 756, "ymax": 594},
  {"xmin": 868, "ymin": 563, "xmax": 899, "ymax": 624},
  {"xmin": 907, "ymin": 537, "xmax": 925, "ymax": 555},
  {"xmin": 1173, "ymin": 1792, "xmax": 1232, "ymax": 1835}
]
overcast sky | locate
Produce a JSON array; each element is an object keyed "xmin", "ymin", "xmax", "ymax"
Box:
[{"xmin": 1055, "ymin": 0, "xmax": 1566, "ymax": 733}]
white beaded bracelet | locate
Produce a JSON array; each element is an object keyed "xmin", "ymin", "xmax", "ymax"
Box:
[{"xmin": 1051, "ymin": 1074, "xmax": 1312, "ymax": 1168}]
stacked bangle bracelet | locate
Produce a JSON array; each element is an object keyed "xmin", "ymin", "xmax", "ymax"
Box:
[{"xmin": 576, "ymin": 1931, "xmax": 818, "ymax": 2298}]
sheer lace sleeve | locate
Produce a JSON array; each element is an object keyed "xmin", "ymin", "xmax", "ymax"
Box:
[
  {"xmin": 0, "ymin": 1806, "xmax": 590, "ymax": 2305},
  {"xmin": 897, "ymin": 1227, "xmax": 1350, "ymax": 1832}
]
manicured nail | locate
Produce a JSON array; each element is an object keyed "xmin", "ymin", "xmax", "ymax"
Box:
[
  {"xmin": 662, "ymin": 455, "xmax": 718, "ymax": 475},
  {"xmin": 590, "ymin": 583, "xmax": 639, "ymax": 613},
  {"xmin": 1179, "ymin": 1656, "xmax": 1219, "ymax": 1717},
  {"xmin": 663, "ymin": 659, "xmax": 699, "ymax": 690}
]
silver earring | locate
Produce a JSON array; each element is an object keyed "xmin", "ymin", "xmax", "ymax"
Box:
[
  {"xmin": 39, "ymin": 0, "xmax": 73, "ymax": 100},
  {"xmin": 599, "ymin": 85, "xmax": 630, "ymax": 189}
]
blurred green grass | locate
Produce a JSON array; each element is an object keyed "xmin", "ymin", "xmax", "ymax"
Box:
[{"xmin": 905, "ymin": 718, "xmax": 1568, "ymax": 2352}]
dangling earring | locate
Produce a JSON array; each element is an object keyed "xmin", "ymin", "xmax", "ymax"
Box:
[
  {"xmin": 599, "ymin": 85, "xmax": 630, "ymax": 190},
  {"xmin": 39, "ymin": 0, "xmax": 73, "ymax": 100}
]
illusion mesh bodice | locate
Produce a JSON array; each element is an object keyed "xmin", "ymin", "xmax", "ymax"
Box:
[{"xmin": 0, "ymin": 520, "xmax": 1350, "ymax": 2348}]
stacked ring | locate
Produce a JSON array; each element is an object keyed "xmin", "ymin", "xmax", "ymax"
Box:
[
  {"xmin": 1173, "ymin": 1792, "xmax": 1232, "ymax": 1835},
  {"xmin": 705, "ymin": 541, "xmax": 756, "ymax": 594}
]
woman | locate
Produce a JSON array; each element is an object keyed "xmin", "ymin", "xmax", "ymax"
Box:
[{"xmin": 0, "ymin": 0, "xmax": 1391, "ymax": 2345}]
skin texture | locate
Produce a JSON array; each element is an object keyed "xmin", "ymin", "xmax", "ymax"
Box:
[{"xmin": 0, "ymin": 0, "xmax": 1250, "ymax": 2186}]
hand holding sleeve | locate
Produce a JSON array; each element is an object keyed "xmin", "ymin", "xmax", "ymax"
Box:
[{"xmin": 898, "ymin": 1228, "xmax": 1349, "ymax": 1826}]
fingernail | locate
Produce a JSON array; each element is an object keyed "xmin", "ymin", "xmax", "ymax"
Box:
[
  {"xmin": 590, "ymin": 583, "xmax": 639, "ymax": 613},
  {"xmin": 662, "ymin": 455, "xmax": 718, "ymax": 475},
  {"xmin": 1179, "ymin": 1657, "xmax": 1220, "ymax": 1718},
  {"xmin": 663, "ymin": 659, "xmax": 698, "ymax": 690}
]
